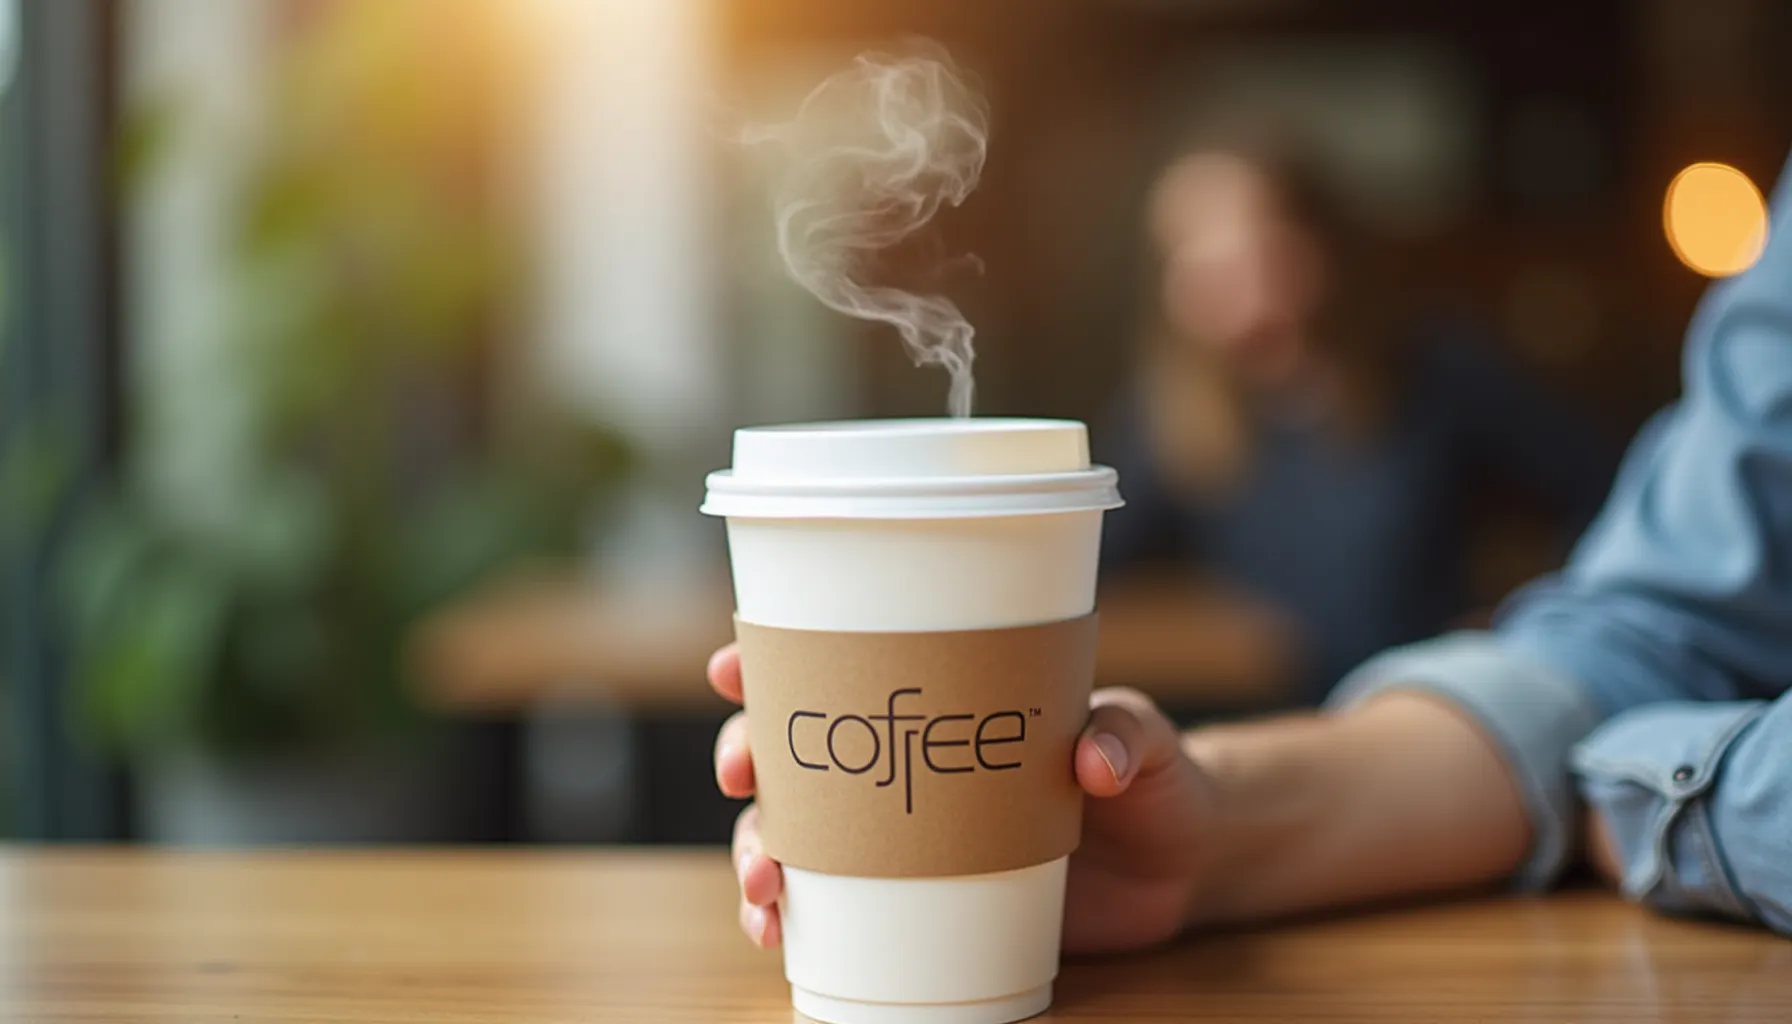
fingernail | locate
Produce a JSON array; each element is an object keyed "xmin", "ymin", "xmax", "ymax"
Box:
[
  {"xmin": 745, "ymin": 904, "xmax": 767, "ymax": 944},
  {"xmin": 1092, "ymin": 732, "xmax": 1129, "ymax": 782},
  {"xmin": 737, "ymin": 850, "xmax": 756, "ymax": 881}
]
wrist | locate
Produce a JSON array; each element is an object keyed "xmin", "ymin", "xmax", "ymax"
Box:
[
  {"xmin": 1583, "ymin": 807, "xmax": 1623, "ymax": 886},
  {"xmin": 1177, "ymin": 728, "xmax": 1231, "ymax": 929},
  {"xmin": 1177, "ymin": 714, "xmax": 1327, "ymax": 928}
]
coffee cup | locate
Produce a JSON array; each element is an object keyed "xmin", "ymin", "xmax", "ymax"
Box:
[{"xmin": 702, "ymin": 418, "xmax": 1121, "ymax": 1024}]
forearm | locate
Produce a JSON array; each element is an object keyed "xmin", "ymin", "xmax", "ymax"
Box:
[{"xmin": 1181, "ymin": 692, "xmax": 1533, "ymax": 927}]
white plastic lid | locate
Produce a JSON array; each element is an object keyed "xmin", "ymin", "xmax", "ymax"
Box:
[{"xmin": 701, "ymin": 418, "xmax": 1123, "ymax": 519}]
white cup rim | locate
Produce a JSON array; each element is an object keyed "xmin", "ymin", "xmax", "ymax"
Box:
[
  {"xmin": 702, "ymin": 417, "xmax": 1123, "ymax": 519},
  {"xmin": 700, "ymin": 466, "xmax": 1120, "ymax": 519}
]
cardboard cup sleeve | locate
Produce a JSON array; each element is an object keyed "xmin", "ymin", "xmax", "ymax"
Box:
[{"xmin": 735, "ymin": 614, "xmax": 1098, "ymax": 878}]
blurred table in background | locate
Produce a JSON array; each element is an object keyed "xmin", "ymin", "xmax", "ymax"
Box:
[
  {"xmin": 6, "ymin": 848, "xmax": 1787, "ymax": 1022},
  {"xmin": 413, "ymin": 572, "xmax": 1299, "ymax": 843},
  {"xmin": 412, "ymin": 572, "xmax": 1299, "ymax": 715}
]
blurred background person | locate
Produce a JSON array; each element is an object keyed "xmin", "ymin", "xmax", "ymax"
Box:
[{"xmin": 1099, "ymin": 137, "xmax": 1619, "ymax": 703}]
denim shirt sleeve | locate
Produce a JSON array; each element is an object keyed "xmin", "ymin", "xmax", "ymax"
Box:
[
  {"xmin": 1332, "ymin": 146, "xmax": 1792, "ymax": 930},
  {"xmin": 1572, "ymin": 697, "xmax": 1791, "ymax": 934}
]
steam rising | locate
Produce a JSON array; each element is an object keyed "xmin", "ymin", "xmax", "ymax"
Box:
[{"xmin": 746, "ymin": 44, "xmax": 989, "ymax": 417}]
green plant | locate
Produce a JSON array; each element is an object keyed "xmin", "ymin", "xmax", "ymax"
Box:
[{"xmin": 57, "ymin": 0, "xmax": 628, "ymax": 758}]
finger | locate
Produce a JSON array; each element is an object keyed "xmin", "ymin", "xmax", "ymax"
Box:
[
  {"xmin": 1076, "ymin": 689, "xmax": 1182, "ymax": 798},
  {"xmin": 714, "ymin": 711, "xmax": 755, "ymax": 799},
  {"xmin": 739, "ymin": 848, "xmax": 784, "ymax": 908},
  {"xmin": 731, "ymin": 807, "xmax": 784, "ymax": 948},
  {"xmin": 731, "ymin": 804, "xmax": 760, "ymax": 869},
  {"xmin": 708, "ymin": 644, "xmax": 744, "ymax": 705},
  {"xmin": 739, "ymin": 899, "xmax": 783, "ymax": 949},
  {"xmin": 730, "ymin": 805, "xmax": 785, "ymax": 907},
  {"xmin": 739, "ymin": 898, "xmax": 769, "ymax": 947}
]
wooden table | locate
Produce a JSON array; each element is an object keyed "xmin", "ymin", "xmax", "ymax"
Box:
[
  {"xmin": 5, "ymin": 849, "xmax": 1788, "ymax": 1022},
  {"xmin": 411, "ymin": 574, "xmax": 1300, "ymax": 714}
]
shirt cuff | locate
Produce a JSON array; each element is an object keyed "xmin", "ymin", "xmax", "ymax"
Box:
[
  {"xmin": 1326, "ymin": 632, "xmax": 1604, "ymax": 890},
  {"xmin": 1569, "ymin": 701, "xmax": 1766, "ymax": 920}
]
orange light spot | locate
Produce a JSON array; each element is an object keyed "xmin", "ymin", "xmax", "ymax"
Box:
[{"xmin": 1664, "ymin": 162, "xmax": 1768, "ymax": 278}]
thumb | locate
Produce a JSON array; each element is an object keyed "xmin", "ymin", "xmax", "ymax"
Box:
[{"xmin": 1074, "ymin": 688, "xmax": 1182, "ymax": 799}]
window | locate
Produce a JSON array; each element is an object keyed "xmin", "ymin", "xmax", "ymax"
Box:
[{"xmin": 0, "ymin": 0, "xmax": 120, "ymax": 839}]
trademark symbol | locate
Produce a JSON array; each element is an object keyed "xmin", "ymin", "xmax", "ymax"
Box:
[{"xmin": 1028, "ymin": 707, "xmax": 1042, "ymax": 718}]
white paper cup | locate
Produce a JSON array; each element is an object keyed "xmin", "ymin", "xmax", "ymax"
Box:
[{"xmin": 702, "ymin": 418, "xmax": 1122, "ymax": 1024}]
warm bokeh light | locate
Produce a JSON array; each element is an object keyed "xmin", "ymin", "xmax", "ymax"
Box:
[{"xmin": 1663, "ymin": 162, "xmax": 1768, "ymax": 277}]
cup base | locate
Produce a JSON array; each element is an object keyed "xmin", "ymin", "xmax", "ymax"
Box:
[{"xmin": 792, "ymin": 983, "xmax": 1051, "ymax": 1024}]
